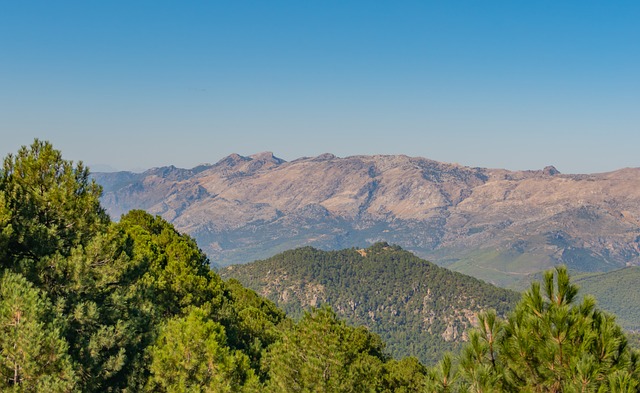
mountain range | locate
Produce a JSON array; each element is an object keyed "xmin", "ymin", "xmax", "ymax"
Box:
[{"xmin": 93, "ymin": 152, "xmax": 640, "ymax": 287}]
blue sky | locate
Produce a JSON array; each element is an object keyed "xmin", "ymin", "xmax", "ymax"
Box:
[{"xmin": 1, "ymin": 1, "xmax": 638, "ymax": 173}]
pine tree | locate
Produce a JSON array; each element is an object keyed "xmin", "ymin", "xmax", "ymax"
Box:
[
  {"xmin": 0, "ymin": 139, "xmax": 108, "ymax": 279},
  {"xmin": 426, "ymin": 353, "xmax": 456, "ymax": 392},
  {"xmin": 147, "ymin": 307, "xmax": 260, "ymax": 392},
  {"xmin": 453, "ymin": 266, "xmax": 640, "ymax": 392},
  {"xmin": 0, "ymin": 271, "xmax": 76, "ymax": 391},
  {"xmin": 263, "ymin": 306, "xmax": 388, "ymax": 392}
]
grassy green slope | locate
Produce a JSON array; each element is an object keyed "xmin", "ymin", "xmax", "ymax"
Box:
[
  {"xmin": 572, "ymin": 266, "xmax": 640, "ymax": 331},
  {"xmin": 443, "ymin": 247, "xmax": 549, "ymax": 288},
  {"xmin": 220, "ymin": 242, "xmax": 520, "ymax": 364}
]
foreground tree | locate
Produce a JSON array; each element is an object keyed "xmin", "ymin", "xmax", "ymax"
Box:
[
  {"xmin": 0, "ymin": 139, "xmax": 108, "ymax": 277},
  {"xmin": 453, "ymin": 266, "xmax": 640, "ymax": 392},
  {"xmin": 264, "ymin": 306, "xmax": 392, "ymax": 392},
  {"xmin": 0, "ymin": 271, "xmax": 76, "ymax": 391},
  {"xmin": 147, "ymin": 307, "xmax": 260, "ymax": 392}
]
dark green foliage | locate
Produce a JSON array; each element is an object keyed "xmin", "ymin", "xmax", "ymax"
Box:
[
  {"xmin": 220, "ymin": 243, "xmax": 520, "ymax": 364},
  {"xmin": 0, "ymin": 271, "xmax": 76, "ymax": 391},
  {"xmin": 116, "ymin": 209, "xmax": 224, "ymax": 320},
  {"xmin": 0, "ymin": 139, "xmax": 108, "ymax": 269},
  {"xmin": 222, "ymin": 279, "xmax": 286, "ymax": 376},
  {"xmin": 382, "ymin": 357, "xmax": 429, "ymax": 392},
  {"xmin": 147, "ymin": 307, "xmax": 260, "ymax": 392},
  {"xmin": 263, "ymin": 306, "xmax": 400, "ymax": 392}
]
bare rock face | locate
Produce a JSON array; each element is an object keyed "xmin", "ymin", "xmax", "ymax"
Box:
[{"xmin": 93, "ymin": 154, "xmax": 640, "ymax": 287}]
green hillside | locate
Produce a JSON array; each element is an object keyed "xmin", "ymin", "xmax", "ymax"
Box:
[
  {"xmin": 503, "ymin": 265, "xmax": 640, "ymax": 332},
  {"xmin": 220, "ymin": 243, "xmax": 520, "ymax": 364},
  {"xmin": 573, "ymin": 266, "xmax": 640, "ymax": 331}
]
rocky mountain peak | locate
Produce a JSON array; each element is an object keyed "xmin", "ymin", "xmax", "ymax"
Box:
[
  {"xmin": 313, "ymin": 153, "xmax": 337, "ymax": 161},
  {"xmin": 216, "ymin": 153, "xmax": 251, "ymax": 167},
  {"xmin": 543, "ymin": 165, "xmax": 560, "ymax": 176},
  {"xmin": 249, "ymin": 151, "xmax": 286, "ymax": 165}
]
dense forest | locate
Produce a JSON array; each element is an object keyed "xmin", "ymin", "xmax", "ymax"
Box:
[
  {"xmin": 220, "ymin": 244, "xmax": 520, "ymax": 364},
  {"xmin": 1, "ymin": 140, "xmax": 639, "ymax": 391}
]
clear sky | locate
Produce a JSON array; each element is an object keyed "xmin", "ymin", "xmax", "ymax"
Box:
[{"xmin": 1, "ymin": 1, "xmax": 638, "ymax": 174}]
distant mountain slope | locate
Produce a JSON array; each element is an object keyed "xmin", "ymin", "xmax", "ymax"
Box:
[
  {"xmin": 573, "ymin": 267, "xmax": 640, "ymax": 331},
  {"xmin": 93, "ymin": 152, "xmax": 640, "ymax": 286},
  {"xmin": 219, "ymin": 243, "xmax": 520, "ymax": 364}
]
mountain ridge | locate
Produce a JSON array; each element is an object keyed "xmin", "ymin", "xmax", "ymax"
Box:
[{"xmin": 93, "ymin": 152, "xmax": 640, "ymax": 286}]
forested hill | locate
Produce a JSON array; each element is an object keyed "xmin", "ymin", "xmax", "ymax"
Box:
[{"xmin": 220, "ymin": 243, "xmax": 520, "ymax": 363}]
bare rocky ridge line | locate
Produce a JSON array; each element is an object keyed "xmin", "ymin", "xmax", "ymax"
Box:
[{"xmin": 93, "ymin": 153, "xmax": 640, "ymax": 287}]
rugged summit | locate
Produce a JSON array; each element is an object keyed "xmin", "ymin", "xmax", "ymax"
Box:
[{"xmin": 94, "ymin": 153, "xmax": 640, "ymax": 286}]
